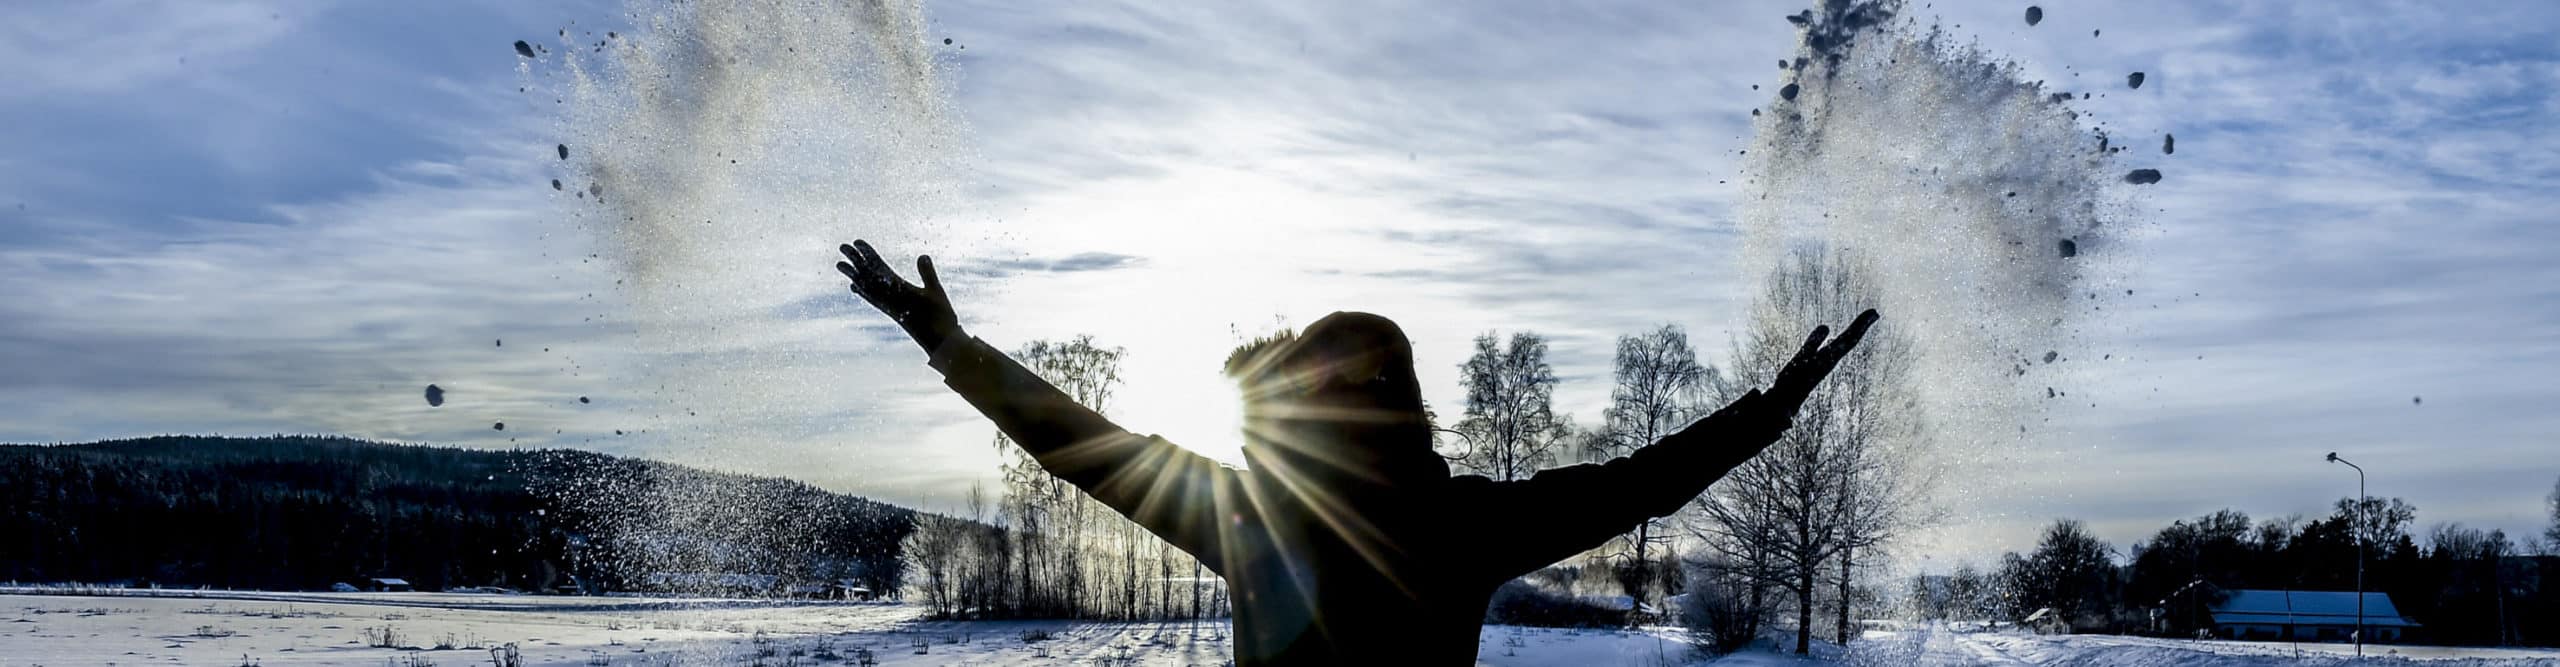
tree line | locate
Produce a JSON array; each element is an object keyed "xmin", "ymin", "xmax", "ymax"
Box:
[
  {"xmin": 901, "ymin": 336, "xmax": 1227, "ymax": 622},
  {"xmin": 0, "ymin": 435, "xmax": 915, "ymax": 596},
  {"xmin": 1912, "ymin": 494, "xmax": 2560, "ymax": 647}
]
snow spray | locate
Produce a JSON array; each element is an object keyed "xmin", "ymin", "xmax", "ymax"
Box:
[{"xmin": 1738, "ymin": 1, "xmax": 2152, "ymax": 517}]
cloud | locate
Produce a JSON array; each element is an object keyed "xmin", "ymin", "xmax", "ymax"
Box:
[
  {"xmin": 3, "ymin": 0, "xmax": 2556, "ymax": 558},
  {"xmin": 972, "ymin": 251, "xmax": 1147, "ymax": 278}
]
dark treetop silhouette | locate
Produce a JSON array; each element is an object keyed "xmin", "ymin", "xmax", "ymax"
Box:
[{"xmin": 838, "ymin": 240, "xmax": 1877, "ymax": 666}]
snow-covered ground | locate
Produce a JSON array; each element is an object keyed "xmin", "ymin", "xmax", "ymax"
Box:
[
  {"xmin": 1922, "ymin": 630, "xmax": 2560, "ymax": 666},
  {"xmin": 2, "ymin": 591, "xmax": 2554, "ymax": 666},
  {"xmin": 0, "ymin": 590, "xmax": 1693, "ymax": 666}
]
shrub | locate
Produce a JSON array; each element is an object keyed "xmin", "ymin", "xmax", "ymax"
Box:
[
  {"xmin": 1485, "ymin": 579, "xmax": 1625, "ymax": 628},
  {"xmin": 1679, "ymin": 557, "xmax": 1762, "ymax": 656}
]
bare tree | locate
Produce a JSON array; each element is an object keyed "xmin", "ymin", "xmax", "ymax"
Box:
[
  {"xmin": 961, "ymin": 483, "xmax": 1010, "ymax": 616},
  {"xmin": 1586, "ymin": 325, "xmax": 1713, "ymax": 604},
  {"xmin": 963, "ymin": 335, "xmax": 1209, "ymax": 620},
  {"xmin": 2546, "ymin": 476, "xmax": 2560, "ymax": 555},
  {"xmin": 2431, "ymin": 522, "xmax": 2522, "ymax": 645},
  {"xmin": 1824, "ymin": 328, "xmax": 1923, "ymax": 644},
  {"xmin": 904, "ymin": 512, "xmax": 969, "ymax": 617},
  {"xmin": 1687, "ymin": 246, "xmax": 1921, "ymax": 654},
  {"xmin": 1680, "ymin": 555, "xmax": 1764, "ymax": 656},
  {"xmin": 1946, "ymin": 565, "xmax": 1989, "ymax": 621},
  {"xmin": 2335, "ymin": 496, "xmax": 2419, "ymax": 555},
  {"xmin": 1454, "ymin": 331, "xmax": 1571, "ymax": 481}
]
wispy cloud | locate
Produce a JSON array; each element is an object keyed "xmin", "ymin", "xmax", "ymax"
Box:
[{"xmin": 0, "ymin": 0, "xmax": 2554, "ymax": 558}]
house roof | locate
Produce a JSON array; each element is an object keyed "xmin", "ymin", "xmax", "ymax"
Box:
[
  {"xmin": 2209, "ymin": 590, "xmax": 2419, "ymax": 627},
  {"xmin": 368, "ymin": 577, "xmax": 409, "ymax": 585}
]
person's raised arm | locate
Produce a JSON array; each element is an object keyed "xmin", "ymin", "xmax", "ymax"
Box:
[
  {"xmin": 837, "ymin": 241, "xmax": 1234, "ymax": 569},
  {"xmin": 1467, "ymin": 310, "xmax": 1878, "ymax": 581}
]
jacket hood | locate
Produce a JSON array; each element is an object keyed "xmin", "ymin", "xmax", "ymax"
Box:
[{"xmin": 1226, "ymin": 312, "xmax": 1449, "ymax": 490}]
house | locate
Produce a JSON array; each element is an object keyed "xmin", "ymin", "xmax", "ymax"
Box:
[
  {"xmin": 826, "ymin": 582, "xmax": 877, "ymax": 601},
  {"xmin": 366, "ymin": 577, "xmax": 413, "ymax": 592},
  {"xmin": 2021, "ymin": 607, "xmax": 2070, "ymax": 635},
  {"xmin": 2207, "ymin": 589, "xmax": 2419, "ymax": 642},
  {"xmin": 639, "ymin": 572, "xmax": 779, "ymax": 597}
]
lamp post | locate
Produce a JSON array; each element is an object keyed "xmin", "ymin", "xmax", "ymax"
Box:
[{"xmin": 2326, "ymin": 452, "xmax": 2366, "ymax": 658}]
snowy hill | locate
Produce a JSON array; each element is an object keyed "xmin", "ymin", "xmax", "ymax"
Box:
[{"xmin": 0, "ymin": 435, "xmax": 917, "ymax": 594}]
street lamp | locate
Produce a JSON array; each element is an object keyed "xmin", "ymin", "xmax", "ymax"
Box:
[{"xmin": 2326, "ymin": 452, "xmax": 2366, "ymax": 658}]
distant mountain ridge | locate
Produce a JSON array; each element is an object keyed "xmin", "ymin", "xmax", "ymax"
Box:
[{"xmin": 0, "ymin": 435, "xmax": 917, "ymax": 595}]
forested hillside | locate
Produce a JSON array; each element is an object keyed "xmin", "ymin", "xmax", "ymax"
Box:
[{"xmin": 0, "ymin": 435, "xmax": 915, "ymax": 595}]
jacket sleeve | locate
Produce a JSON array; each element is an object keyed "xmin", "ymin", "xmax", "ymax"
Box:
[
  {"xmin": 1469, "ymin": 397, "xmax": 1785, "ymax": 580},
  {"xmin": 929, "ymin": 335, "xmax": 1237, "ymax": 571}
]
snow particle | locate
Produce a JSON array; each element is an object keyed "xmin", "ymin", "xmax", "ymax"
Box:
[
  {"xmin": 514, "ymin": 40, "xmax": 536, "ymax": 58},
  {"xmin": 2123, "ymin": 169, "xmax": 2163, "ymax": 184},
  {"xmin": 557, "ymin": 144, "xmax": 569, "ymax": 160},
  {"xmin": 2412, "ymin": 396, "xmax": 2422, "ymax": 406},
  {"xmin": 2024, "ymin": 6, "xmax": 2043, "ymax": 26},
  {"xmin": 551, "ymin": 179, "xmax": 562, "ymax": 191},
  {"xmin": 2163, "ymin": 134, "xmax": 2175, "ymax": 155},
  {"xmin": 2127, "ymin": 72, "xmax": 2146, "ymax": 89},
  {"xmin": 493, "ymin": 422, "xmax": 506, "ymax": 431},
  {"xmin": 2043, "ymin": 351, "xmax": 2059, "ymax": 364},
  {"xmin": 1780, "ymin": 83, "xmax": 1800, "ymax": 101},
  {"xmin": 579, "ymin": 396, "xmax": 591, "ymax": 404},
  {"xmin": 424, "ymin": 384, "xmax": 445, "ymax": 407},
  {"xmin": 2058, "ymin": 238, "xmax": 2078, "ymax": 258}
]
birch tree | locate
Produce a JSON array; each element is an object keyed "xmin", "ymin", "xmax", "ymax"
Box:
[
  {"xmin": 1588, "ymin": 325, "xmax": 1712, "ymax": 604},
  {"xmin": 1688, "ymin": 246, "xmax": 1923, "ymax": 654},
  {"xmin": 1455, "ymin": 331, "xmax": 1571, "ymax": 481}
]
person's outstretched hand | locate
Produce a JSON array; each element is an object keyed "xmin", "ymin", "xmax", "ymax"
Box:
[
  {"xmin": 1706, "ymin": 309, "xmax": 1881, "ymax": 439},
  {"xmin": 837, "ymin": 240, "xmax": 960, "ymax": 353}
]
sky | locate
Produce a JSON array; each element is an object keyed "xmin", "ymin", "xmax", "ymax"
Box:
[{"xmin": 1, "ymin": 0, "xmax": 2555, "ymax": 567}]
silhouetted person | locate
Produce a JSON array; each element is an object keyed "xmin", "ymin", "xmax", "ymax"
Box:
[{"xmin": 837, "ymin": 240, "xmax": 1876, "ymax": 666}]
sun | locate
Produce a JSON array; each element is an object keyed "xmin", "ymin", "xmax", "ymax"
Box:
[{"xmin": 1113, "ymin": 361, "xmax": 1253, "ymax": 467}]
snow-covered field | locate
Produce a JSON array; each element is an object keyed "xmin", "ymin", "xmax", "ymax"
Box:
[
  {"xmin": 0, "ymin": 591, "xmax": 1694, "ymax": 666},
  {"xmin": 1922, "ymin": 631, "xmax": 2560, "ymax": 667},
  {"xmin": 2, "ymin": 591, "xmax": 2554, "ymax": 666}
]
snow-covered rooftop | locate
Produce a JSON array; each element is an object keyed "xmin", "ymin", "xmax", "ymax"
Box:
[{"xmin": 2209, "ymin": 589, "xmax": 2418, "ymax": 627}]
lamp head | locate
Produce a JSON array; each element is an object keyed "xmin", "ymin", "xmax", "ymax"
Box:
[{"xmin": 2325, "ymin": 452, "xmax": 2339, "ymax": 462}]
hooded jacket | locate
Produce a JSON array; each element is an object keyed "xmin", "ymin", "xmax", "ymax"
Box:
[{"xmin": 927, "ymin": 311, "xmax": 1784, "ymax": 665}]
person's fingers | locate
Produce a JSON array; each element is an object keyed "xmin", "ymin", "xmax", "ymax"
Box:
[
  {"xmin": 917, "ymin": 255, "xmax": 946, "ymax": 301},
  {"xmin": 836, "ymin": 260, "xmax": 863, "ymax": 283},
  {"xmin": 1791, "ymin": 325, "xmax": 1831, "ymax": 366},
  {"xmin": 1771, "ymin": 310, "xmax": 1882, "ymax": 400},
  {"xmin": 855, "ymin": 240, "xmax": 929, "ymax": 293},
  {"xmin": 1772, "ymin": 325, "xmax": 1830, "ymax": 389},
  {"xmin": 1820, "ymin": 309, "xmax": 1880, "ymax": 360},
  {"xmin": 843, "ymin": 243, "xmax": 886, "ymax": 280},
  {"xmin": 853, "ymin": 240, "xmax": 896, "ymax": 276}
]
